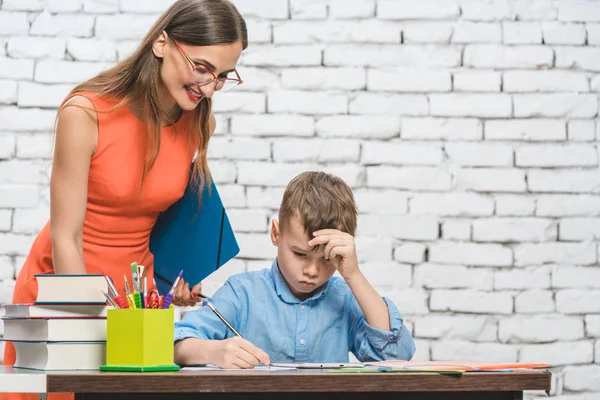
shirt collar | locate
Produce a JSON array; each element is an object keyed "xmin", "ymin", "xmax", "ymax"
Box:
[{"xmin": 270, "ymin": 259, "xmax": 331, "ymax": 305}]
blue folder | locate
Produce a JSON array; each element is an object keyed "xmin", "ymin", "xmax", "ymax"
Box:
[{"xmin": 149, "ymin": 168, "xmax": 240, "ymax": 295}]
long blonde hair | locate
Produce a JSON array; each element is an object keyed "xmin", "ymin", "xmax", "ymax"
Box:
[{"xmin": 66, "ymin": 0, "xmax": 247, "ymax": 196}]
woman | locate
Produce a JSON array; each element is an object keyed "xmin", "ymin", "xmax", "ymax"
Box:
[{"xmin": 2, "ymin": 1, "xmax": 247, "ymax": 398}]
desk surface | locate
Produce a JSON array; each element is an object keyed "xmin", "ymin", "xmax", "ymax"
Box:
[{"xmin": 40, "ymin": 368, "xmax": 551, "ymax": 394}]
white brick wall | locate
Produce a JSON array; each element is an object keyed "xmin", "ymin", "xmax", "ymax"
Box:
[{"xmin": 1, "ymin": 0, "xmax": 599, "ymax": 396}]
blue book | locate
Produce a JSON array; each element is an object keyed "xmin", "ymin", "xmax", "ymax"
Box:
[{"xmin": 149, "ymin": 169, "xmax": 240, "ymax": 295}]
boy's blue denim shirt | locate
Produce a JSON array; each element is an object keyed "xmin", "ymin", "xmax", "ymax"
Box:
[{"xmin": 174, "ymin": 259, "xmax": 416, "ymax": 363}]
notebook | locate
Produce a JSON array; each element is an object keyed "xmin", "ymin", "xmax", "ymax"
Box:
[{"xmin": 150, "ymin": 169, "xmax": 240, "ymax": 295}]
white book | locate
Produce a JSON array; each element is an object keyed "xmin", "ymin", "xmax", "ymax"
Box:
[
  {"xmin": 13, "ymin": 341, "xmax": 106, "ymax": 371},
  {"xmin": 3, "ymin": 317, "xmax": 107, "ymax": 342},
  {"xmin": 4, "ymin": 304, "xmax": 108, "ymax": 318},
  {"xmin": 35, "ymin": 274, "xmax": 107, "ymax": 304}
]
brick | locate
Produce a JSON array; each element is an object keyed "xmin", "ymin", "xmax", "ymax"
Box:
[
  {"xmin": 317, "ymin": 116, "xmax": 400, "ymax": 139},
  {"xmin": 227, "ymin": 209, "xmax": 269, "ymax": 233},
  {"xmin": 553, "ymin": 266, "xmax": 600, "ymax": 289},
  {"xmin": 517, "ymin": 144, "xmax": 597, "ymax": 167},
  {"xmin": 281, "ymin": 67, "xmax": 365, "ymax": 90},
  {"xmin": 208, "ymin": 137, "xmax": 271, "ymax": 161},
  {"xmin": 0, "ymin": 12, "xmax": 28, "ymax": 35},
  {"xmin": 433, "ymin": 341, "xmax": 518, "ymax": 363},
  {"xmin": 0, "ymin": 81, "xmax": 17, "ymax": 105},
  {"xmin": 247, "ymin": 187, "xmax": 285, "ymax": 209},
  {"xmin": 324, "ymin": 45, "xmax": 461, "ymax": 67},
  {"xmin": 16, "ymin": 134, "xmax": 53, "ymax": 159},
  {"xmin": 402, "ymin": 118, "xmax": 482, "ymax": 141},
  {"xmin": 231, "ymin": 115, "xmax": 314, "ymax": 137},
  {"xmin": 0, "ymin": 280, "xmax": 16, "ymax": 305},
  {"xmin": 245, "ymin": 20, "xmax": 271, "ymax": 44},
  {"xmin": 237, "ymin": 162, "xmax": 310, "ymax": 187},
  {"xmin": 429, "ymin": 242, "xmax": 512, "ymax": 267},
  {"xmin": 415, "ymin": 315, "xmax": 497, "ymax": 342},
  {"xmin": 206, "ymin": 161, "xmax": 236, "ymax": 184},
  {"xmin": 528, "ymin": 169, "xmax": 600, "ymax": 193},
  {"xmin": 515, "ymin": 290, "xmax": 554, "ymax": 313},
  {"xmin": 83, "ymin": 0, "xmax": 118, "ymax": 12},
  {"xmin": 0, "ymin": 39, "xmax": 5, "ymax": 57},
  {"xmin": 0, "ymin": 210, "xmax": 11, "ymax": 231},
  {"xmin": 564, "ymin": 365, "xmax": 600, "ymax": 391},
  {"xmin": 290, "ymin": 0, "xmax": 327, "ymax": 19},
  {"xmin": 31, "ymin": 12, "xmax": 94, "ymax": 37},
  {"xmin": 445, "ymin": 143, "xmax": 512, "ymax": 167},
  {"xmin": 521, "ymin": 342, "xmax": 593, "ymax": 366},
  {"xmin": 459, "ymin": 0, "xmax": 515, "ymax": 21},
  {"xmin": 234, "ymin": 68, "xmax": 279, "ymax": 92},
  {"xmin": 568, "ymin": 120, "xmax": 596, "ymax": 141},
  {"xmin": 410, "ymin": 193, "xmax": 494, "ymax": 217},
  {"xmin": 415, "ymin": 264, "xmax": 493, "ymax": 290},
  {"xmin": 0, "ymin": 107, "xmax": 56, "ymax": 131},
  {"xmin": 13, "ymin": 203, "xmax": 49, "ymax": 234},
  {"xmin": 367, "ymin": 166, "xmax": 451, "ymax": 191},
  {"xmin": 212, "ymin": 93, "xmax": 266, "ymax": 113},
  {"xmin": 349, "ymin": 93, "xmax": 428, "ymax": 116},
  {"xmin": 379, "ymin": 288, "xmax": 429, "ymax": 314},
  {"xmin": 495, "ymin": 195, "xmax": 535, "ymax": 216},
  {"xmin": 597, "ymin": 340, "xmax": 600, "ymax": 364},
  {"xmin": 356, "ymin": 237, "xmax": 394, "ymax": 262},
  {"xmin": 241, "ymin": 45, "xmax": 322, "ymax": 67},
  {"xmin": 559, "ymin": 2, "xmax": 600, "ymax": 22},
  {"xmin": 0, "ymin": 58, "xmax": 34, "ymax": 80},
  {"xmin": 329, "ymin": 0, "xmax": 375, "ymax": 18},
  {"xmin": 500, "ymin": 316, "xmax": 584, "ymax": 343},
  {"xmin": 217, "ymin": 185, "xmax": 246, "ymax": 209},
  {"xmin": 273, "ymin": 21, "xmax": 401, "ymax": 44},
  {"xmin": 537, "ymin": 195, "xmax": 600, "ymax": 217},
  {"xmin": 7, "ymin": 37, "xmax": 65, "ymax": 59},
  {"xmin": 556, "ymin": 46, "xmax": 600, "ymax": 72},
  {"xmin": 402, "ymin": 22, "xmax": 453, "ymax": 43},
  {"xmin": 18, "ymin": 82, "xmax": 73, "ymax": 108},
  {"xmin": 430, "ymin": 94, "xmax": 512, "ymax": 118},
  {"xmin": 455, "ymin": 169, "xmax": 526, "ymax": 192},
  {"xmin": 411, "ymin": 340, "xmax": 430, "ymax": 361},
  {"xmin": 464, "ymin": 45, "xmax": 553, "ymax": 69},
  {"xmin": 452, "ymin": 22, "xmax": 502, "ymax": 43},
  {"xmin": 213, "ymin": 115, "xmax": 228, "ymax": 135},
  {"xmin": 319, "ymin": 140, "xmax": 360, "ymax": 163},
  {"xmin": 1, "ymin": 0, "xmax": 43, "ymax": 11},
  {"xmin": 0, "ymin": 135, "xmax": 15, "ymax": 159},
  {"xmin": 268, "ymin": 91, "xmax": 346, "ymax": 115},
  {"xmin": 453, "ymin": 71, "xmax": 501, "ymax": 92},
  {"xmin": 515, "ymin": 243, "xmax": 597, "ymax": 266},
  {"xmin": 441, "ymin": 220, "xmax": 471, "ymax": 240},
  {"xmin": 0, "ymin": 233, "xmax": 34, "ymax": 256},
  {"xmin": 35, "ymin": 60, "xmax": 113, "ymax": 84},
  {"xmin": 473, "ymin": 218, "xmax": 556, "ymax": 242},
  {"xmin": 494, "ymin": 267, "xmax": 551, "ymax": 290},
  {"xmin": 368, "ymin": 68, "xmax": 451, "ymax": 92},
  {"xmin": 430, "ymin": 290, "xmax": 512, "ymax": 314},
  {"xmin": 377, "ymin": 0, "xmax": 459, "ymax": 19},
  {"xmin": 589, "ymin": 23, "xmax": 600, "ymax": 45},
  {"xmin": 229, "ymin": 0, "xmax": 288, "ymax": 19},
  {"xmin": 543, "ymin": 22, "xmax": 586, "ymax": 45},
  {"xmin": 560, "ymin": 218, "xmax": 600, "ymax": 241},
  {"xmin": 0, "ymin": 185, "xmax": 39, "ymax": 208},
  {"xmin": 0, "ymin": 256, "xmax": 15, "ymax": 279},
  {"xmin": 504, "ymin": 70, "xmax": 589, "ymax": 92},
  {"xmin": 362, "ymin": 142, "xmax": 443, "ymax": 166},
  {"xmin": 236, "ymin": 233, "xmax": 276, "ymax": 259},
  {"xmin": 95, "ymin": 15, "xmax": 160, "ymax": 39},
  {"xmin": 358, "ymin": 215, "xmax": 439, "ymax": 240},
  {"xmin": 324, "ymin": 165, "xmax": 373, "ymax": 188},
  {"xmin": 393, "ymin": 243, "xmax": 426, "ymax": 264},
  {"xmin": 587, "ymin": 315, "xmax": 600, "ymax": 337},
  {"xmin": 46, "ymin": 0, "xmax": 83, "ymax": 12},
  {"xmin": 67, "ymin": 39, "xmax": 117, "ymax": 62},
  {"xmin": 360, "ymin": 262, "xmax": 412, "ymax": 288},
  {"xmin": 120, "ymin": 0, "xmax": 175, "ymax": 12},
  {"xmin": 503, "ymin": 22, "xmax": 542, "ymax": 44},
  {"xmin": 514, "ymin": 94, "xmax": 598, "ymax": 118},
  {"xmin": 514, "ymin": 1, "xmax": 557, "ymax": 20},
  {"xmin": 485, "ymin": 119, "xmax": 566, "ymax": 141},
  {"xmin": 353, "ymin": 189, "xmax": 409, "ymax": 214}
]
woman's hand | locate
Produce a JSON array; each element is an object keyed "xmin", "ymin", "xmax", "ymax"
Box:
[{"xmin": 172, "ymin": 279, "xmax": 204, "ymax": 307}]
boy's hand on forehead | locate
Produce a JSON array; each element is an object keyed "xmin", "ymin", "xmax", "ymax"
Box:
[{"xmin": 308, "ymin": 229, "xmax": 360, "ymax": 281}]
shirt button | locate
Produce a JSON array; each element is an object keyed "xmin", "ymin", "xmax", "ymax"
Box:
[
  {"xmin": 300, "ymin": 305, "xmax": 305, "ymax": 310},
  {"xmin": 299, "ymin": 339, "xmax": 305, "ymax": 345}
]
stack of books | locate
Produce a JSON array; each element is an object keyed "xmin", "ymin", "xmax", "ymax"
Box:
[{"xmin": 2, "ymin": 274, "xmax": 108, "ymax": 370}]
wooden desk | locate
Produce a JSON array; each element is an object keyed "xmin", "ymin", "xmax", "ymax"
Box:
[{"xmin": 40, "ymin": 368, "xmax": 551, "ymax": 400}]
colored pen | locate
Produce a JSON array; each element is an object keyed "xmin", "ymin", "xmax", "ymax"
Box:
[
  {"xmin": 102, "ymin": 274, "xmax": 128, "ymax": 309},
  {"xmin": 124, "ymin": 275, "xmax": 136, "ymax": 309},
  {"xmin": 161, "ymin": 269, "xmax": 183, "ymax": 309},
  {"xmin": 206, "ymin": 302, "xmax": 242, "ymax": 338},
  {"xmin": 143, "ymin": 275, "xmax": 148, "ymax": 309}
]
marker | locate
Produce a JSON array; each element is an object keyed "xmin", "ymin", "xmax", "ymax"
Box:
[
  {"xmin": 124, "ymin": 275, "xmax": 136, "ymax": 309},
  {"xmin": 161, "ymin": 269, "xmax": 183, "ymax": 309}
]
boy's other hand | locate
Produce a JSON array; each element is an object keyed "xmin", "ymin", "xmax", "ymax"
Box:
[
  {"xmin": 309, "ymin": 229, "xmax": 360, "ymax": 281},
  {"xmin": 214, "ymin": 337, "xmax": 271, "ymax": 369}
]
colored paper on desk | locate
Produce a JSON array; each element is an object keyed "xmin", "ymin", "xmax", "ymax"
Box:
[
  {"xmin": 329, "ymin": 367, "xmax": 464, "ymax": 375},
  {"xmin": 367, "ymin": 360, "xmax": 550, "ymax": 371},
  {"xmin": 150, "ymin": 167, "xmax": 240, "ymax": 295}
]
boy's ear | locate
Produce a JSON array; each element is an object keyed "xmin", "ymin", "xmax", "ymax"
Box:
[
  {"xmin": 152, "ymin": 31, "xmax": 168, "ymax": 59},
  {"xmin": 270, "ymin": 219, "xmax": 280, "ymax": 246}
]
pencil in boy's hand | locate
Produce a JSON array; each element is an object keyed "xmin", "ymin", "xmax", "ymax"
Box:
[{"xmin": 206, "ymin": 302, "xmax": 242, "ymax": 338}]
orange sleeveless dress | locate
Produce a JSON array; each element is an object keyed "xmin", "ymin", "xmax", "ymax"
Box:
[{"xmin": 2, "ymin": 93, "xmax": 197, "ymax": 400}]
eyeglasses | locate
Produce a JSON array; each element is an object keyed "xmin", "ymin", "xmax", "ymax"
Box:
[{"xmin": 172, "ymin": 39, "xmax": 243, "ymax": 92}]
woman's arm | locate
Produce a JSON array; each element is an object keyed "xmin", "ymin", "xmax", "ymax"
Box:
[{"xmin": 50, "ymin": 95, "xmax": 98, "ymax": 275}]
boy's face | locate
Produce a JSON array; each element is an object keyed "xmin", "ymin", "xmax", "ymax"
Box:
[{"xmin": 270, "ymin": 215, "xmax": 337, "ymax": 301}]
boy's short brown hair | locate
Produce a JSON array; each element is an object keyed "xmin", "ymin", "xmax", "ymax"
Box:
[{"xmin": 279, "ymin": 171, "xmax": 358, "ymax": 238}]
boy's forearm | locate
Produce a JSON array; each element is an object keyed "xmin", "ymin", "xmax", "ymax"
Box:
[
  {"xmin": 345, "ymin": 271, "xmax": 391, "ymax": 331},
  {"xmin": 174, "ymin": 338, "xmax": 220, "ymax": 366}
]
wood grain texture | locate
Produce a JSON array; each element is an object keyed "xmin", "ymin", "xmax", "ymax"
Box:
[{"xmin": 47, "ymin": 369, "xmax": 551, "ymax": 393}]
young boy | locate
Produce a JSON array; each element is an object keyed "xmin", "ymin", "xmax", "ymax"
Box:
[{"xmin": 174, "ymin": 171, "xmax": 415, "ymax": 368}]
